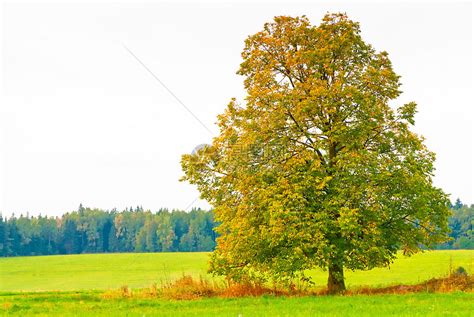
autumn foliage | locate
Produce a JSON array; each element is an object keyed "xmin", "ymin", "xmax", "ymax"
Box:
[{"xmin": 181, "ymin": 13, "xmax": 450, "ymax": 294}]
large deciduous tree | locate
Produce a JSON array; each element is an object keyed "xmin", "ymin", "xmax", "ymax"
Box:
[{"xmin": 181, "ymin": 13, "xmax": 450, "ymax": 293}]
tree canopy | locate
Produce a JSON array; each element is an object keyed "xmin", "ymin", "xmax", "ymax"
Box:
[{"xmin": 181, "ymin": 13, "xmax": 450, "ymax": 293}]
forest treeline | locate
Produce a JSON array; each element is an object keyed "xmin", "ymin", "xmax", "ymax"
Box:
[
  {"xmin": 0, "ymin": 205, "xmax": 216, "ymax": 256},
  {"xmin": 0, "ymin": 201, "xmax": 472, "ymax": 257},
  {"xmin": 436, "ymin": 199, "xmax": 473, "ymax": 249}
]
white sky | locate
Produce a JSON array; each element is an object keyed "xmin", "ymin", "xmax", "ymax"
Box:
[{"xmin": 0, "ymin": 1, "xmax": 472, "ymax": 216}]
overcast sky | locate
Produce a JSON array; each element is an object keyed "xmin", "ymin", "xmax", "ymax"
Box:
[{"xmin": 0, "ymin": 1, "xmax": 472, "ymax": 216}]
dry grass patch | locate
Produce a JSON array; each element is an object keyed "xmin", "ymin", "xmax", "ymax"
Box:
[
  {"xmin": 100, "ymin": 270, "xmax": 473, "ymax": 300},
  {"xmin": 348, "ymin": 270, "xmax": 473, "ymax": 295},
  {"xmin": 161, "ymin": 276, "xmax": 218, "ymax": 300}
]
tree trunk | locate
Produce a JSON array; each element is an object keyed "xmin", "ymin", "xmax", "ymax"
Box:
[
  {"xmin": 327, "ymin": 261, "xmax": 346, "ymax": 294},
  {"xmin": 326, "ymin": 141, "xmax": 346, "ymax": 294}
]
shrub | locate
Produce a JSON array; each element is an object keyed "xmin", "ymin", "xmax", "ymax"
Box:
[
  {"xmin": 452, "ymin": 266, "xmax": 468, "ymax": 277},
  {"xmin": 161, "ymin": 275, "xmax": 218, "ymax": 300}
]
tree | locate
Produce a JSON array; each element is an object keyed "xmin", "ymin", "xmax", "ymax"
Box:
[
  {"xmin": 156, "ymin": 212, "xmax": 176, "ymax": 252},
  {"xmin": 61, "ymin": 218, "xmax": 80, "ymax": 254},
  {"xmin": 181, "ymin": 14, "xmax": 450, "ymax": 293},
  {"xmin": 445, "ymin": 204, "xmax": 473, "ymax": 249},
  {"xmin": 135, "ymin": 227, "xmax": 147, "ymax": 252},
  {"xmin": 107, "ymin": 223, "xmax": 120, "ymax": 252},
  {"xmin": 0, "ymin": 215, "xmax": 6, "ymax": 256},
  {"xmin": 453, "ymin": 198, "xmax": 463, "ymax": 210},
  {"xmin": 144, "ymin": 216, "xmax": 158, "ymax": 252}
]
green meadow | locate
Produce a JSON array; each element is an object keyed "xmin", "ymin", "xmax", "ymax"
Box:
[
  {"xmin": 1, "ymin": 250, "xmax": 473, "ymax": 316},
  {"xmin": 0, "ymin": 252, "xmax": 210, "ymax": 292},
  {"xmin": 1, "ymin": 292, "xmax": 473, "ymax": 316},
  {"xmin": 1, "ymin": 250, "xmax": 472, "ymax": 292}
]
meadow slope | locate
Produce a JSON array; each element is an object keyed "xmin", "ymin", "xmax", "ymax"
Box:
[{"xmin": 0, "ymin": 250, "xmax": 473, "ymax": 292}]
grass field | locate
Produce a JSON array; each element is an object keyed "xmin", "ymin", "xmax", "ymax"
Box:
[
  {"xmin": 0, "ymin": 250, "xmax": 472, "ymax": 292},
  {"xmin": 1, "ymin": 250, "xmax": 473, "ymax": 316},
  {"xmin": 0, "ymin": 252, "xmax": 210, "ymax": 291},
  {"xmin": 1, "ymin": 291, "xmax": 473, "ymax": 316}
]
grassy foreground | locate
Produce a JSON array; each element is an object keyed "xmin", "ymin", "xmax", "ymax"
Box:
[
  {"xmin": 0, "ymin": 250, "xmax": 473, "ymax": 291},
  {"xmin": 0, "ymin": 250, "xmax": 473, "ymax": 316},
  {"xmin": 1, "ymin": 291, "xmax": 473, "ymax": 316}
]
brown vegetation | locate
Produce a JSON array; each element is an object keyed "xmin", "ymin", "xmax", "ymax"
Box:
[
  {"xmin": 160, "ymin": 275, "xmax": 288, "ymax": 299},
  {"xmin": 347, "ymin": 271, "xmax": 473, "ymax": 296},
  {"xmin": 101, "ymin": 271, "xmax": 473, "ymax": 300},
  {"xmin": 161, "ymin": 276, "xmax": 217, "ymax": 300}
]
